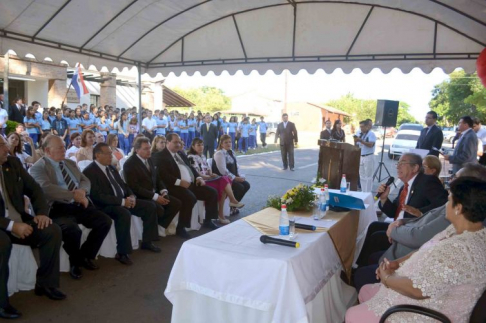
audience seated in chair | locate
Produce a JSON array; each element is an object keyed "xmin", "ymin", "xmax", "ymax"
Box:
[{"xmin": 346, "ymin": 177, "xmax": 486, "ymax": 323}]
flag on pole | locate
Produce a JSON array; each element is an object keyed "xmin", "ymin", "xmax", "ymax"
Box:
[{"xmin": 71, "ymin": 65, "xmax": 89, "ymax": 98}]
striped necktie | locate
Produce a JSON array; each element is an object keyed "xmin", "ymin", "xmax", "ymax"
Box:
[{"xmin": 59, "ymin": 161, "xmax": 77, "ymax": 191}]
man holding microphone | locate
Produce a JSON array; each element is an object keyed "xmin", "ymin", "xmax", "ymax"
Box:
[{"xmin": 354, "ymin": 119, "xmax": 376, "ymax": 192}]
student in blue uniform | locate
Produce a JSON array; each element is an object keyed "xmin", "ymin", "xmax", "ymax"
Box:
[
  {"xmin": 258, "ymin": 116, "xmax": 268, "ymax": 147},
  {"xmin": 249, "ymin": 118, "xmax": 258, "ymax": 149},
  {"xmin": 238, "ymin": 117, "xmax": 251, "ymax": 153},
  {"xmin": 24, "ymin": 107, "xmax": 40, "ymax": 144},
  {"xmin": 187, "ymin": 112, "xmax": 196, "ymax": 148},
  {"xmin": 228, "ymin": 116, "xmax": 237, "ymax": 146},
  {"xmin": 179, "ymin": 115, "xmax": 189, "ymax": 148},
  {"xmin": 97, "ymin": 113, "xmax": 110, "ymax": 141}
]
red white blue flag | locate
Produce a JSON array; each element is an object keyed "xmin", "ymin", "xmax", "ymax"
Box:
[{"xmin": 71, "ymin": 65, "xmax": 89, "ymax": 98}]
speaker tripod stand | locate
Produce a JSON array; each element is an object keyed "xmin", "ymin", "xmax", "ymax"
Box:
[{"xmin": 373, "ymin": 126, "xmax": 395, "ymax": 185}]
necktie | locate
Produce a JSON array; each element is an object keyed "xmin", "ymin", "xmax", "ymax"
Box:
[
  {"xmin": 395, "ymin": 183, "xmax": 409, "ymax": 220},
  {"xmin": 106, "ymin": 166, "xmax": 124, "ymax": 198},
  {"xmin": 206, "ymin": 123, "xmax": 210, "ymax": 131},
  {"xmin": 59, "ymin": 161, "xmax": 77, "ymax": 191},
  {"xmin": 144, "ymin": 159, "xmax": 151, "ymax": 172},
  {"xmin": 174, "ymin": 154, "xmax": 195, "ymax": 182}
]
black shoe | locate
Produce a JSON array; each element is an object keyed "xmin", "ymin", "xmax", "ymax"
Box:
[
  {"xmin": 83, "ymin": 259, "xmax": 99, "ymax": 271},
  {"xmin": 290, "ymin": 168, "xmax": 294, "ymax": 171},
  {"xmin": 35, "ymin": 285, "xmax": 66, "ymax": 300},
  {"xmin": 115, "ymin": 253, "xmax": 133, "ymax": 266},
  {"xmin": 176, "ymin": 227, "xmax": 191, "ymax": 239},
  {"xmin": 203, "ymin": 220, "xmax": 219, "ymax": 230},
  {"xmin": 0, "ymin": 306, "xmax": 21, "ymax": 319},
  {"xmin": 141, "ymin": 242, "xmax": 161, "ymax": 253},
  {"xmin": 69, "ymin": 266, "xmax": 82, "ymax": 280},
  {"xmin": 3, "ymin": 304, "xmax": 20, "ymax": 317}
]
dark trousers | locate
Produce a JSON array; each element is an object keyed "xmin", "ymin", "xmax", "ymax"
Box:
[
  {"xmin": 0, "ymin": 223, "xmax": 62, "ymax": 307},
  {"xmin": 101, "ymin": 199, "xmax": 158, "ymax": 254},
  {"xmin": 170, "ymin": 184, "xmax": 218, "ymax": 227},
  {"xmin": 280, "ymin": 143, "xmax": 295, "ymax": 169},
  {"xmin": 356, "ymin": 221, "xmax": 391, "ymax": 267},
  {"xmin": 143, "ymin": 131, "xmax": 154, "ymax": 143},
  {"xmin": 50, "ymin": 203, "xmax": 112, "ymax": 266},
  {"xmin": 154, "ymin": 195, "xmax": 181, "ymax": 228},
  {"xmin": 260, "ymin": 133, "xmax": 266, "ymax": 146},
  {"xmin": 232, "ymin": 180, "xmax": 250, "ymax": 202},
  {"xmin": 354, "ymin": 264, "xmax": 379, "ymax": 293},
  {"xmin": 203, "ymin": 144, "xmax": 215, "ymax": 159}
]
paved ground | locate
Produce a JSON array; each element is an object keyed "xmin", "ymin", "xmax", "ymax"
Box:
[{"xmin": 9, "ymin": 138, "xmax": 449, "ymax": 322}]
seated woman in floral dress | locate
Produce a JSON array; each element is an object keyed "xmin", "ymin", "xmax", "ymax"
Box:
[
  {"xmin": 346, "ymin": 177, "xmax": 486, "ymax": 323},
  {"xmin": 187, "ymin": 138, "xmax": 244, "ymax": 224}
]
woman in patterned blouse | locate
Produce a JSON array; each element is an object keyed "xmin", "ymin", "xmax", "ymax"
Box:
[{"xmin": 346, "ymin": 177, "xmax": 486, "ymax": 323}]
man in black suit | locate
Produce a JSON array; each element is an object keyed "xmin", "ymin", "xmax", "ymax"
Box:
[
  {"xmin": 30, "ymin": 135, "xmax": 112, "ymax": 279},
  {"xmin": 83, "ymin": 143, "xmax": 160, "ymax": 265},
  {"xmin": 356, "ymin": 153, "xmax": 448, "ymax": 267},
  {"xmin": 200, "ymin": 115, "xmax": 219, "ymax": 158},
  {"xmin": 123, "ymin": 137, "xmax": 181, "ymax": 240},
  {"xmin": 416, "ymin": 111, "xmax": 443, "ymax": 156},
  {"xmin": 0, "ymin": 136, "xmax": 65, "ymax": 319},
  {"xmin": 320, "ymin": 120, "xmax": 332, "ymax": 140},
  {"xmin": 8, "ymin": 98, "xmax": 25, "ymax": 124},
  {"xmin": 275, "ymin": 113, "xmax": 298, "ymax": 171},
  {"xmin": 152, "ymin": 133, "xmax": 219, "ymax": 236}
]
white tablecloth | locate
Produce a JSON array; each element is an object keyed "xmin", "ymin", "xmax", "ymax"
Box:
[{"xmin": 165, "ymin": 191, "xmax": 377, "ymax": 323}]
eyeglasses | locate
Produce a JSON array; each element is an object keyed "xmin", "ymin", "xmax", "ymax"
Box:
[{"xmin": 395, "ymin": 162, "xmax": 416, "ymax": 167}]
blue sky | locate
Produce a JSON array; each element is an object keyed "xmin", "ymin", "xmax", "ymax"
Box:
[{"xmin": 165, "ymin": 67, "xmax": 452, "ymax": 122}]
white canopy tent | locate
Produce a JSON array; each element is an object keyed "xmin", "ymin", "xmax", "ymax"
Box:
[{"xmin": 1, "ymin": 0, "xmax": 485, "ymax": 77}]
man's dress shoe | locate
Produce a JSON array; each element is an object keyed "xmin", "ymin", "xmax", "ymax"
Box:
[
  {"xmin": 115, "ymin": 253, "xmax": 133, "ymax": 265},
  {"xmin": 34, "ymin": 285, "xmax": 66, "ymax": 300},
  {"xmin": 141, "ymin": 242, "xmax": 161, "ymax": 253},
  {"xmin": 70, "ymin": 266, "xmax": 82, "ymax": 280}
]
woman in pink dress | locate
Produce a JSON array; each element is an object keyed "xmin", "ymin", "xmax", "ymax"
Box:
[
  {"xmin": 187, "ymin": 138, "xmax": 244, "ymax": 224},
  {"xmin": 346, "ymin": 177, "xmax": 486, "ymax": 323}
]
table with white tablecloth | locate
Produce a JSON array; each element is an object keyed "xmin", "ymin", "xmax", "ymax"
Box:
[{"xmin": 165, "ymin": 190, "xmax": 377, "ymax": 323}]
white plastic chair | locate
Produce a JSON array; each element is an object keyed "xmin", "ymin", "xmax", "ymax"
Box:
[{"xmin": 77, "ymin": 160, "xmax": 91, "ymax": 172}]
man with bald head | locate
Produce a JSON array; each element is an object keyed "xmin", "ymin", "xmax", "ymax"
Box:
[{"xmin": 30, "ymin": 135, "xmax": 112, "ymax": 280}]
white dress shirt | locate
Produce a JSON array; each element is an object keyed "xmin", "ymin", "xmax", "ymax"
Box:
[
  {"xmin": 171, "ymin": 152, "xmax": 193, "ymax": 185},
  {"xmin": 135, "ymin": 154, "xmax": 167, "ymax": 200},
  {"xmin": 94, "ymin": 160, "xmax": 125, "ymax": 206}
]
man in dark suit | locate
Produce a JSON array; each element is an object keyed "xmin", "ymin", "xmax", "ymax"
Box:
[
  {"xmin": 152, "ymin": 133, "xmax": 219, "ymax": 236},
  {"xmin": 123, "ymin": 137, "xmax": 181, "ymax": 240},
  {"xmin": 30, "ymin": 135, "xmax": 112, "ymax": 280},
  {"xmin": 275, "ymin": 113, "xmax": 298, "ymax": 171},
  {"xmin": 320, "ymin": 119, "xmax": 332, "ymax": 140},
  {"xmin": 200, "ymin": 115, "xmax": 219, "ymax": 158},
  {"xmin": 0, "ymin": 136, "xmax": 65, "ymax": 319},
  {"xmin": 83, "ymin": 143, "xmax": 160, "ymax": 265},
  {"xmin": 416, "ymin": 111, "xmax": 443, "ymax": 156},
  {"xmin": 445, "ymin": 116, "xmax": 479, "ymax": 174},
  {"xmin": 8, "ymin": 98, "xmax": 25, "ymax": 124},
  {"xmin": 356, "ymin": 153, "xmax": 448, "ymax": 267}
]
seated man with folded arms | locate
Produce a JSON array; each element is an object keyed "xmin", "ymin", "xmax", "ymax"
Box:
[
  {"xmin": 83, "ymin": 143, "xmax": 159, "ymax": 265},
  {"xmin": 0, "ymin": 136, "xmax": 65, "ymax": 320},
  {"xmin": 353, "ymin": 163, "xmax": 486, "ymax": 292},
  {"xmin": 123, "ymin": 137, "xmax": 181, "ymax": 244},
  {"xmin": 30, "ymin": 135, "xmax": 112, "ymax": 280},
  {"xmin": 355, "ymin": 153, "xmax": 448, "ymax": 269}
]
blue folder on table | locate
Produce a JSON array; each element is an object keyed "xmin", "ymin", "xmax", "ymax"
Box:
[{"xmin": 328, "ymin": 192, "xmax": 366, "ymax": 210}]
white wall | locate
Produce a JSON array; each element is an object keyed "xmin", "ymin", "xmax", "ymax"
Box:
[{"xmin": 26, "ymin": 80, "xmax": 48, "ymax": 107}]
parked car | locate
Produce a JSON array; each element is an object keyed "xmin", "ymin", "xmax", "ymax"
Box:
[
  {"xmin": 266, "ymin": 122, "xmax": 279, "ymax": 142},
  {"xmin": 388, "ymin": 130, "xmax": 421, "ymax": 159},
  {"xmin": 442, "ymin": 127, "xmax": 458, "ymax": 143},
  {"xmin": 398, "ymin": 123, "xmax": 424, "ymax": 132}
]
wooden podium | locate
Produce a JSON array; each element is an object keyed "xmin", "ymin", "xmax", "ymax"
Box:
[{"xmin": 317, "ymin": 140, "xmax": 361, "ymax": 190}]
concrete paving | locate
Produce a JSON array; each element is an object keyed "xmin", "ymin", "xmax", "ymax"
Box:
[{"xmin": 9, "ymin": 138, "xmax": 449, "ymax": 322}]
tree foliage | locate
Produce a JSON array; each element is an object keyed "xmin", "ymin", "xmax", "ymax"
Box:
[
  {"xmin": 326, "ymin": 93, "xmax": 415, "ymax": 127},
  {"xmin": 172, "ymin": 86, "xmax": 231, "ymax": 113},
  {"xmin": 429, "ymin": 71, "xmax": 486, "ymax": 126}
]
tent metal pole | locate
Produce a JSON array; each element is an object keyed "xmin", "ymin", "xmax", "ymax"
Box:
[
  {"xmin": 3, "ymin": 54, "xmax": 9, "ymax": 111},
  {"xmin": 137, "ymin": 62, "xmax": 142, "ymax": 132}
]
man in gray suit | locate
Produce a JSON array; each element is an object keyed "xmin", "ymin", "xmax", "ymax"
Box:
[
  {"xmin": 200, "ymin": 115, "xmax": 219, "ymax": 158},
  {"xmin": 444, "ymin": 116, "xmax": 478, "ymax": 174},
  {"xmin": 30, "ymin": 135, "xmax": 112, "ymax": 280},
  {"xmin": 353, "ymin": 163, "xmax": 486, "ymax": 292}
]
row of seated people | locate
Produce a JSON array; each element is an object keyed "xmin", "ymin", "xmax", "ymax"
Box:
[
  {"xmin": 0, "ymin": 132, "xmax": 250, "ymax": 319},
  {"xmin": 345, "ymin": 153, "xmax": 486, "ymax": 322}
]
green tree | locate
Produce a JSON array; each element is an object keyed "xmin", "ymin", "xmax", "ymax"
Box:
[{"xmin": 172, "ymin": 86, "xmax": 231, "ymax": 113}]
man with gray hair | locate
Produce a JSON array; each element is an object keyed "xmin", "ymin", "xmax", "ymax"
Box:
[{"xmin": 354, "ymin": 163, "xmax": 486, "ymax": 291}]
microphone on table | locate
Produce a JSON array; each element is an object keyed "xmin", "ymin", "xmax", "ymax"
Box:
[
  {"xmin": 260, "ymin": 235, "xmax": 300, "ymax": 248},
  {"xmin": 295, "ymin": 223, "xmax": 316, "ymax": 231},
  {"xmin": 374, "ymin": 176, "xmax": 395, "ymax": 200}
]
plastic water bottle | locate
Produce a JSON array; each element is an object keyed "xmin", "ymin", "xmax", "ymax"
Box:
[
  {"xmin": 279, "ymin": 204, "xmax": 289, "ymax": 236},
  {"xmin": 324, "ymin": 184, "xmax": 330, "ymax": 206},
  {"xmin": 340, "ymin": 174, "xmax": 347, "ymax": 193},
  {"xmin": 319, "ymin": 201, "xmax": 327, "ymax": 219},
  {"xmin": 289, "ymin": 212, "xmax": 295, "ymax": 239},
  {"xmin": 317, "ymin": 188, "xmax": 326, "ymax": 220}
]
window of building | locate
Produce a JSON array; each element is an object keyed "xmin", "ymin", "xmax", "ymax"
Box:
[{"xmin": 90, "ymin": 94, "xmax": 100, "ymax": 107}]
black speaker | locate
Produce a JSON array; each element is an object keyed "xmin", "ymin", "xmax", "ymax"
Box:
[{"xmin": 375, "ymin": 100, "xmax": 399, "ymax": 127}]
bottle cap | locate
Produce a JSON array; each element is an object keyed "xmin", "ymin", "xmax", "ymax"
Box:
[
  {"xmin": 320, "ymin": 188, "xmax": 324, "ymax": 191},
  {"xmin": 281, "ymin": 204, "xmax": 287, "ymax": 209}
]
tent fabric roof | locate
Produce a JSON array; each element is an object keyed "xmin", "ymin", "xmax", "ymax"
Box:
[{"xmin": 1, "ymin": 0, "xmax": 485, "ymax": 77}]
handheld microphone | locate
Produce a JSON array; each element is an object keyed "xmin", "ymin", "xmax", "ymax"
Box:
[
  {"xmin": 295, "ymin": 223, "xmax": 316, "ymax": 231},
  {"xmin": 374, "ymin": 176, "xmax": 395, "ymax": 200},
  {"xmin": 260, "ymin": 235, "xmax": 300, "ymax": 248}
]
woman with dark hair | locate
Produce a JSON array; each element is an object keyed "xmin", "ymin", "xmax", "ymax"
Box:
[
  {"xmin": 346, "ymin": 177, "xmax": 486, "ymax": 323},
  {"xmin": 213, "ymin": 134, "xmax": 251, "ymax": 215},
  {"xmin": 117, "ymin": 112, "xmax": 130, "ymax": 155},
  {"xmin": 7, "ymin": 132, "xmax": 39, "ymax": 169},
  {"xmin": 228, "ymin": 116, "xmax": 238, "ymax": 148},
  {"xmin": 76, "ymin": 129, "xmax": 95, "ymax": 162},
  {"xmin": 40, "ymin": 110, "xmax": 52, "ymax": 135},
  {"xmin": 187, "ymin": 137, "xmax": 244, "ymax": 224},
  {"xmin": 24, "ymin": 106, "xmax": 41, "ymax": 144},
  {"xmin": 331, "ymin": 119, "xmax": 345, "ymax": 142},
  {"xmin": 97, "ymin": 113, "xmax": 110, "ymax": 141},
  {"xmin": 66, "ymin": 132, "xmax": 81, "ymax": 159}
]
